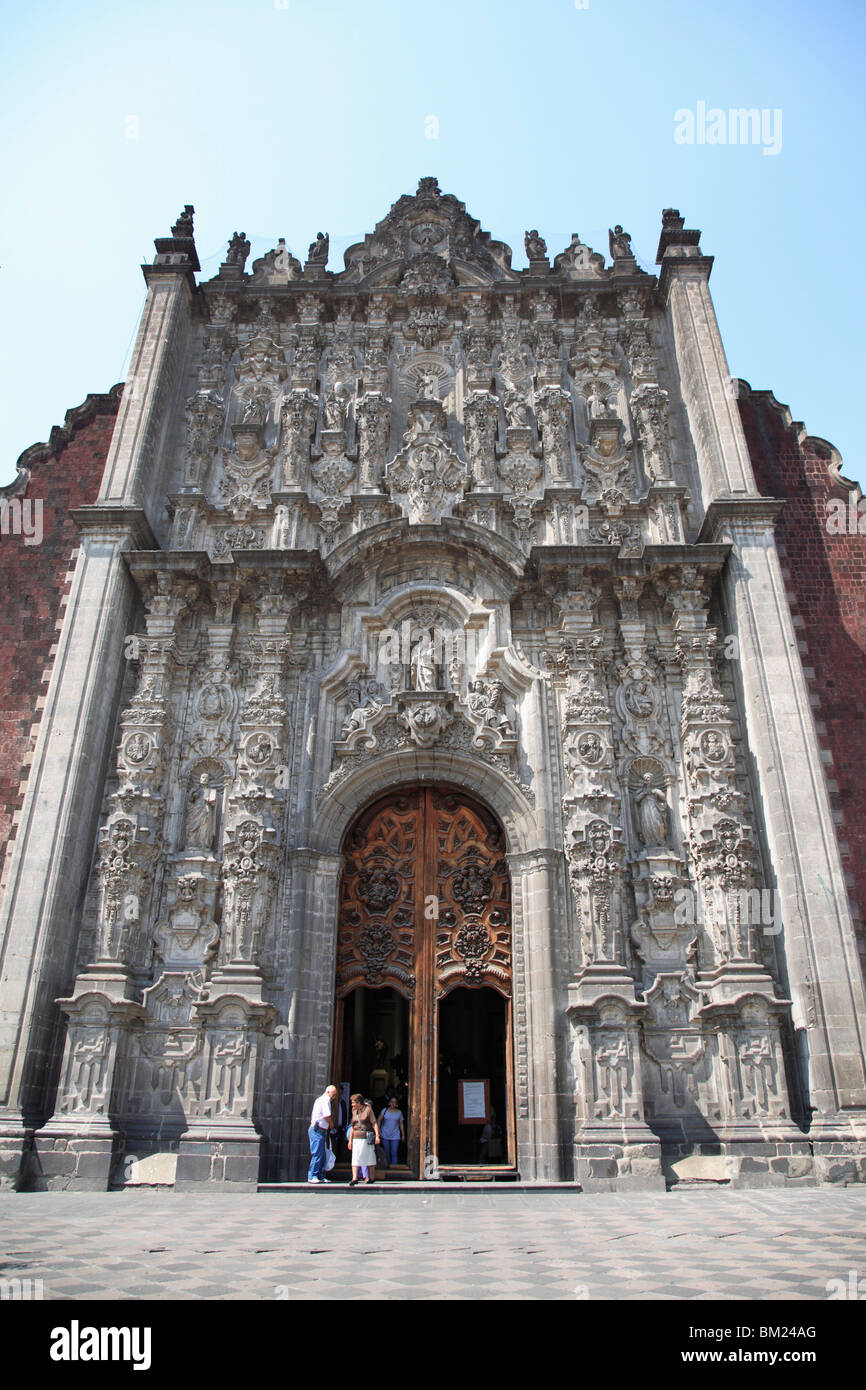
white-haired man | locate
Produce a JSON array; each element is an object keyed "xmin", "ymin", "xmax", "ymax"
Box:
[{"xmin": 308, "ymin": 1083, "xmax": 337, "ymax": 1184}]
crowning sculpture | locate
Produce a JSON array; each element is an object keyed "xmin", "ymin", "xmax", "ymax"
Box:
[{"xmin": 1, "ymin": 182, "xmax": 864, "ymax": 1195}]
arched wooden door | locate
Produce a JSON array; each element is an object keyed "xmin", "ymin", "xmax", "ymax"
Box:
[{"xmin": 334, "ymin": 788, "xmax": 515, "ymax": 1177}]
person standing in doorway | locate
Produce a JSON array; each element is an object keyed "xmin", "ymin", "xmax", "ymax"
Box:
[
  {"xmin": 348, "ymin": 1092, "xmax": 380, "ymax": 1186},
  {"xmin": 378, "ymin": 1095, "xmax": 405, "ymax": 1167},
  {"xmin": 308, "ymin": 1083, "xmax": 337, "ymax": 1184}
]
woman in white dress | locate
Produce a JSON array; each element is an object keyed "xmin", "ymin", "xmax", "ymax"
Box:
[{"xmin": 348, "ymin": 1093, "xmax": 381, "ymax": 1186}]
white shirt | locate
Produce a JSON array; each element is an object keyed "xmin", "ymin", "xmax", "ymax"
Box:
[{"xmin": 311, "ymin": 1092, "xmax": 333, "ymax": 1130}]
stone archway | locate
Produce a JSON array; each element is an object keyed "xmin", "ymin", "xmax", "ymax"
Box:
[{"xmin": 280, "ymin": 750, "xmax": 567, "ymax": 1181}]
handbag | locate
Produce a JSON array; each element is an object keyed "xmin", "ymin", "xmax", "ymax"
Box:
[{"xmin": 365, "ymin": 1130, "xmax": 376, "ymax": 1145}]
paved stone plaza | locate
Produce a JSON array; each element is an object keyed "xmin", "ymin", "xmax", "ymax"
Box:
[{"xmin": 2, "ymin": 1187, "xmax": 865, "ymax": 1301}]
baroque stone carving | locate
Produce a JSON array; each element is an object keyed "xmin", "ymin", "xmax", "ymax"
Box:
[{"xmin": 385, "ymin": 399, "xmax": 467, "ymax": 524}]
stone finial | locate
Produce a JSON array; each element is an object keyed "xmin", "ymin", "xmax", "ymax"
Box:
[
  {"xmin": 172, "ymin": 205, "xmax": 195, "ymax": 238},
  {"xmin": 656, "ymin": 209, "xmax": 703, "ymax": 263},
  {"xmin": 152, "ymin": 203, "xmax": 200, "ymax": 271}
]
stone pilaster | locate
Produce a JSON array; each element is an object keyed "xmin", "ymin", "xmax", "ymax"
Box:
[
  {"xmin": 278, "ymin": 848, "xmax": 344, "ymax": 1180},
  {"xmin": 702, "ymin": 499, "xmax": 866, "ymax": 1182},
  {"xmin": 0, "ymin": 513, "xmax": 151, "ymax": 1188},
  {"xmin": 507, "ymin": 848, "xmax": 565, "ymax": 1181}
]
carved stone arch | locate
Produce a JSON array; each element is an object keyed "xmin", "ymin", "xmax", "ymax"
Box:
[
  {"xmin": 310, "ymin": 746, "xmax": 539, "ymax": 858},
  {"xmin": 323, "ymin": 516, "xmax": 527, "ymax": 597},
  {"xmin": 333, "ymin": 782, "xmax": 514, "ymax": 1176},
  {"xmin": 180, "ymin": 754, "xmax": 232, "ymax": 790}
]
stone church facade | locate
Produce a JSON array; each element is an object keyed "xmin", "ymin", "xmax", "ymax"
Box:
[{"xmin": 1, "ymin": 179, "xmax": 865, "ymax": 1191}]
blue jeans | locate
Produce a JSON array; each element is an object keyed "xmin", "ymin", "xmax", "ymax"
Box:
[
  {"xmin": 308, "ymin": 1125, "xmax": 328, "ymax": 1181},
  {"xmin": 384, "ymin": 1137, "xmax": 400, "ymax": 1166}
]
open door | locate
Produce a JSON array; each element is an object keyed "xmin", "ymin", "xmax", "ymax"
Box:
[{"xmin": 334, "ymin": 787, "xmax": 516, "ymax": 1178}]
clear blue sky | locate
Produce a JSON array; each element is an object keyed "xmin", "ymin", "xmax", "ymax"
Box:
[{"xmin": 2, "ymin": 0, "xmax": 863, "ymax": 485}]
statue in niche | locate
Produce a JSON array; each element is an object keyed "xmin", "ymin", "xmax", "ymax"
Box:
[
  {"xmin": 185, "ymin": 774, "xmax": 218, "ymax": 852},
  {"xmin": 323, "ymin": 379, "xmax": 351, "ymax": 431},
  {"xmin": 634, "ymin": 775, "xmax": 668, "ymax": 848},
  {"xmin": 417, "ymin": 367, "xmax": 441, "ymax": 401},
  {"xmin": 241, "ymin": 393, "xmax": 267, "ymax": 428},
  {"xmin": 504, "ymin": 389, "xmax": 531, "ymax": 429},
  {"xmin": 585, "ymin": 383, "xmax": 611, "ymax": 421},
  {"xmin": 410, "ymin": 630, "xmax": 437, "ymax": 691}
]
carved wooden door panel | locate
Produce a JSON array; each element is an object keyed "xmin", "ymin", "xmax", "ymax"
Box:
[{"xmin": 336, "ymin": 787, "xmax": 513, "ymax": 1175}]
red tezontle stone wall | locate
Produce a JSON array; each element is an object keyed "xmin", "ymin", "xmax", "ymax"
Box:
[
  {"xmin": 738, "ymin": 382, "xmax": 866, "ymax": 979},
  {"xmin": 0, "ymin": 388, "xmax": 121, "ymax": 902}
]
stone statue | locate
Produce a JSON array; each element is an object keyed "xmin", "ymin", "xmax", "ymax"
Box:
[
  {"xmin": 525, "ymin": 229, "xmax": 547, "ymax": 260},
  {"xmin": 307, "ymin": 231, "xmax": 329, "ymax": 265},
  {"xmin": 609, "ymin": 225, "xmax": 633, "ymax": 260},
  {"xmin": 323, "ymin": 379, "xmax": 351, "ymax": 431},
  {"xmin": 635, "ymin": 775, "xmax": 668, "ymax": 847},
  {"xmin": 417, "ymin": 368, "xmax": 440, "ymax": 401},
  {"xmin": 410, "ymin": 630, "xmax": 437, "ymax": 691},
  {"xmin": 185, "ymin": 774, "xmax": 218, "ymax": 852},
  {"xmin": 504, "ymin": 389, "xmax": 531, "ymax": 429},
  {"xmin": 241, "ymin": 393, "xmax": 266, "ymax": 427},
  {"xmin": 226, "ymin": 231, "xmax": 251, "ymax": 268}
]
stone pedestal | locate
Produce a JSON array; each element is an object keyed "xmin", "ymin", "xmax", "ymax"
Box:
[{"xmin": 568, "ymin": 980, "xmax": 665, "ymax": 1191}]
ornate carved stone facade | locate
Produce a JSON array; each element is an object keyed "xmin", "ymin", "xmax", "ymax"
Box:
[{"xmin": 1, "ymin": 182, "xmax": 865, "ymax": 1192}]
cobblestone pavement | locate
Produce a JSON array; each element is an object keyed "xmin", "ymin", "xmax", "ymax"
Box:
[{"xmin": 2, "ymin": 1186, "xmax": 866, "ymax": 1301}]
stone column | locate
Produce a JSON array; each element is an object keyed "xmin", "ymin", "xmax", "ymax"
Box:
[
  {"xmin": 507, "ymin": 848, "xmax": 564, "ymax": 1181},
  {"xmin": 279, "ymin": 848, "xmax": 344, "ymax": 1179}
]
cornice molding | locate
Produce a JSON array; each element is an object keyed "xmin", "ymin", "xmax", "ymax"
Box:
[
  {"xmin": 735, "ymin": 378, "xmax": 860, "ymax": 500},
  {"xmin": 3, "ymin": 384, "xmax": 124, "ymax": 499}
]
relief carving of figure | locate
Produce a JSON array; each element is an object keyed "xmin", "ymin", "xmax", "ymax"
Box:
[
  {"xmin": 466, "ymin": 678, "xmax": 513, "ymax": 737},
  {"xmin": 625, "ymin": 679, "xmax": 655, "ymax": 719}
]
